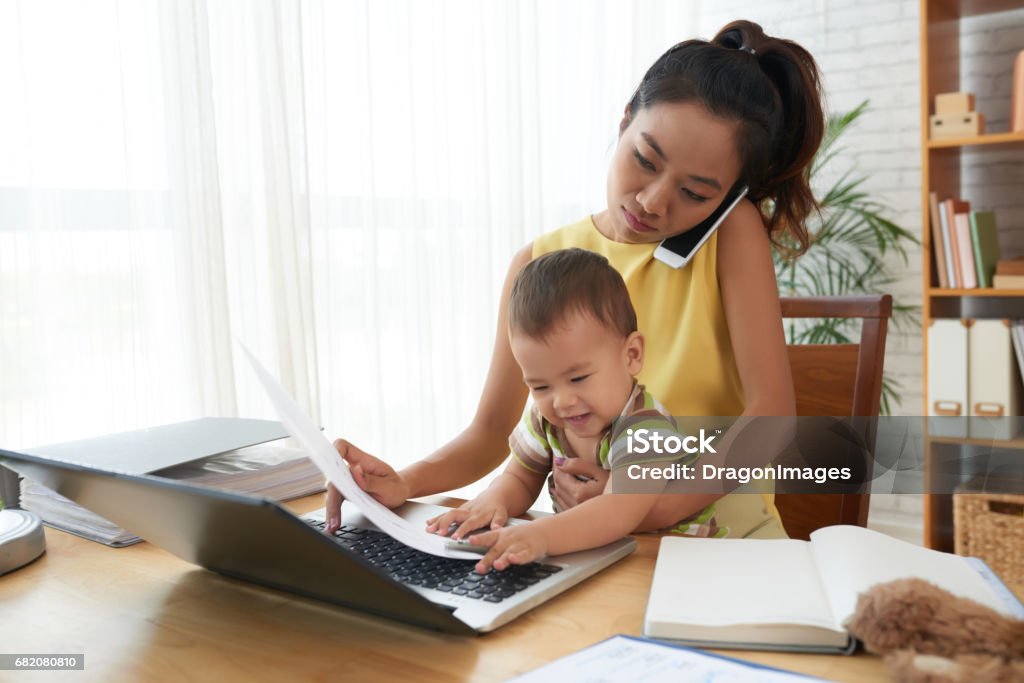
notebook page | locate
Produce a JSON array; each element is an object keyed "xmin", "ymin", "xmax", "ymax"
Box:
[
  {"xmin": 809, "ymin": 525, "xmax": 1014, "ymax": 626},
  {"xmin": 645, "ymin": 537, "xmax": 837, "ymax": 630}
]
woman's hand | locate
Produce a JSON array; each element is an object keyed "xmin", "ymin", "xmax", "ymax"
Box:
[
  {"xmin": 324, "ymin": 439, "xmax": 411, "ymax": 534},
  {"xmin": 550, "ymin": 457, "xmax": 609, "ymax": 510},
  {"xmin": 425, "ymin": 492, "xmax": 510, "ymax": 540},
  {"xmin": 469, "ymin": 524, "xmax": 548, "ymax": 573}
]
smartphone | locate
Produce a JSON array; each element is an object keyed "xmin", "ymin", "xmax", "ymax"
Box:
[{"xmin": 652, "ymin": 185, "xmax": 749, "ymax": 269}]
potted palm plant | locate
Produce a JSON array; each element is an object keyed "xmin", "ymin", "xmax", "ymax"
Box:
[{"xmin": 773, "ymin": 100, "xmax": 919, "ymax": 414}]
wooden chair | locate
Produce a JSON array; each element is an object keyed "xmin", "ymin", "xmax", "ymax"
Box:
[{"xmin": 774, "ymin": 295, "xmax": 893, "ymax": 540}]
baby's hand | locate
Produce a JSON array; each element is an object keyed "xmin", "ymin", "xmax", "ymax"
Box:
[
  {"xmin": 425, "ymin": 494, "xmax": 509, "ymax": 540},
  {"xmin": 469, "ymin": 524, "xmax": 548, "ymax": 574}
]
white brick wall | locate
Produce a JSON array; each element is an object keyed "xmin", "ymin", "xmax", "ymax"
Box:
[{"xmin": 692, "ymin": 2, "xmax": 1024, "ymax": 542}]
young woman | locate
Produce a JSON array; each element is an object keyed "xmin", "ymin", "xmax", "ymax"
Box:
[{"xmin": 326, "ymin": 19, "xmax": 824, "ymax": 541}]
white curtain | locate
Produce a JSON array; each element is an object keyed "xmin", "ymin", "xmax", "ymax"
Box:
[{"xmin": 0, "ymin": 0, "xmax": 696, "ymax": 488}]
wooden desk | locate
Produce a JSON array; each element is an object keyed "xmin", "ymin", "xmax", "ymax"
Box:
[{"xmin": 2, "ymin": 496, "xmax": 1015, "ymax": 682}]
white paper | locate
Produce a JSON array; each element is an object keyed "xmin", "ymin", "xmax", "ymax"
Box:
[
  {"xmin": 241, "ymin": 343, "xmax": 480, "ymax": 560},
  {"xmin": 509, "ymin": 635, "xmax": 825, "ymax": 683},
  {"xmin": 645, "ymin": 538, "xmax": 838, "ymax": 630}
]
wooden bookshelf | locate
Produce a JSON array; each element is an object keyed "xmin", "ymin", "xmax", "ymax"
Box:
[
  {"xmin": 928, "ymin": 288, "xmax": 1024, "ymax": 297},
  {"xmin": 926, "ymin": 131, "xmax": 1024, "ymax": 148},
  {"xmin": 928, "ymin": 434, "xmax": 1024, "ymax": 449},
  {"xmin": 919, "ymin": 0, "xmax": 1024, "ymax": 552}
]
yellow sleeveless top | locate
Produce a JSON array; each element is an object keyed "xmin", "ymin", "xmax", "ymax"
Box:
[{"xmin": 532, "ymin": 216, "xmax": 786, "ymax": 538}]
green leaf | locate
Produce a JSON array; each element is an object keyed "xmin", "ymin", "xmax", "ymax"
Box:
[{"xmin": 774, "ymin": 99, "xmax": 919, "ymax": 415}]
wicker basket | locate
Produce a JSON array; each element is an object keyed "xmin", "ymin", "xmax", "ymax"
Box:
[{"xmin": 954, "ymin": 489, "xmax": 1024, "ymax": 585}]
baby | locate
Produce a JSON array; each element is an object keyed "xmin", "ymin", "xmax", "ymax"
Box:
[{"xmin": 427, "ymin": 248, "xmax": 720, "ymax": 573}]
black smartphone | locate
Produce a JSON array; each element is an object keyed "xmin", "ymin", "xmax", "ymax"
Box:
[{"xmin": 652, "ymin": 185, "xmax": 749, "ymax": 269}]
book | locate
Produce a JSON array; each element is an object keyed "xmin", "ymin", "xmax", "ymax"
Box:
[
  {"xmin": 942, "ymin": 198, "xmax": 971, "ymax": 288},
  {"xmin": 969, "ymin": 211, "xmax": 1000, "ymax": 288},
  {"xmin": 928, "ymin": 192, "xmax": 949, "ymax": 288},
  {"xmin": 997, "ymin": 258, "xmax": 1024, "ymax": 276},
  {"xmin": 508, "ymin": 635, "xmax": 825, "ymax": 683},
  {"xmin": 643, "ymin": 525, "xmax": 1024, "ymax": 654},
  {"xmin": 939, "ymin": 198, "xmax": 958, "ymax": 287},
  {"xmin": 953, "ymin": 212, "xmax": 978, "ymax": 288},
  {"xmin": 994, "ymin": 274, "xmax": 1024, "ymax": 289}
]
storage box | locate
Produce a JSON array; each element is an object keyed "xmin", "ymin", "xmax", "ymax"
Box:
[
  {"xmin": 935, "ymin": 91, "xmax": 975, "ymax": 114},
  {"xmin": 930, "ymin": 111, "xmax": 985, "ymax": 139},
  {"xmin": 954, "ymin": 481, "xmax": 1024, "ymax": 584}
]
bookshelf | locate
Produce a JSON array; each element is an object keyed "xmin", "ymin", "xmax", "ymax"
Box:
[{"xmin": 920, "ymin": 0, "xmax": 1024, "ymax": 551}]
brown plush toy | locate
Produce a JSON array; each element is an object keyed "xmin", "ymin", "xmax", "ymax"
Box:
[{"xmin": 847, "ymin": 577, "xmax": 1024, "ymax": 683}]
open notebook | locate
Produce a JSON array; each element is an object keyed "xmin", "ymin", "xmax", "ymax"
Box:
[{"xmin": 644, "ymin": 525, "xmax": 1024, "ymax": 654}]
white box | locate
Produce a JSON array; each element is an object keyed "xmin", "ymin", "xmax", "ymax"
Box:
[
  {"xmin": 968, "ymin": 319, "xmax": 1021, "ymax": 441},
  {"xmin": 928, "ymin": 319, "xmax": 969, "ymax": 438}
]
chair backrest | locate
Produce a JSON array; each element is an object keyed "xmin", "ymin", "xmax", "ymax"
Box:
[{"xmin": 774, "ymin": 295, "xmax": 893, "ymax": 540}]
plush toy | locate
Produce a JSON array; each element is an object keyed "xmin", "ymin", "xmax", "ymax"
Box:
[{"xmin": 847, "ymin": 577, "xmax": 1024, "ymax": 683}]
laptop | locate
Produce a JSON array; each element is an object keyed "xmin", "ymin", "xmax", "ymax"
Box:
[{"xmin": 0, "ymin": 448, "xmax": 635, "ymax": 635}]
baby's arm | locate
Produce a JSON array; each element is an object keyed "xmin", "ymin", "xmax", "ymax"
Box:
[
  {"xmin": 469, "ymin": 484, "xmax": 660, "ymax": 573},
  {"xmin": 425, "ymin": 458, "xmax": 547, "ymax": 539}
]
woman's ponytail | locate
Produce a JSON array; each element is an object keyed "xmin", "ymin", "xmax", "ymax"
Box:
[{"xmin": 713, "ymin": 20, "xmax": 825, "ymax": 254}]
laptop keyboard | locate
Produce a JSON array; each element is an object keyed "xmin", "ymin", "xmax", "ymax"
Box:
[{"xmin": 308, "ymin": 520, "xmax": 562, "ymax": 602}]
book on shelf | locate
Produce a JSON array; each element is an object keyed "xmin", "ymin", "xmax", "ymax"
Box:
[
  {"xmin": 928, "ymin": 192, "xmax": 950, "ymax": 288},
  {"xmin": 994, "ymin": 274, "xmax": 1024, "ymax": 289},
  {"xmin": 996, "ymin": 258, "xmax": 1024, "ymax": 276},
  {"xmin": 938, "ymin": 198, "xmax": 961, "ymax": 287},
  {"xmin": 969, "ymin": 211, "xmax": 1001, "ymax": 289},
  {"xmin": 643, "ymin": 525, "xmax": 1024, "ymax": 654},
  {"xmin": 953, "ymin": 211, "xmax": 978, "ymax": 288},
  {"xmin": 17, "ymin": 418, "xmax": 325, "ymax": 547},
  {"xmin": 942, "ymin": 198, "xmax": 971, "ymax": 288}
]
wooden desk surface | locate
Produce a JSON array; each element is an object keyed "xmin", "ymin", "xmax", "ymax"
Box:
[{"xmin": 3, "ymin": 496, "xmax": 1016, "ymax": 682}]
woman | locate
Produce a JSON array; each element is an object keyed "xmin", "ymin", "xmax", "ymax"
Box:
[{"xmin": 326, "ymin": 19, "xmax": 824, "ymax": 540}]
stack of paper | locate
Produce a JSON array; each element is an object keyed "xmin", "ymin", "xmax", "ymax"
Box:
[
  {"xmin": 20, "ymin": 479, "xmax": 142, "ymax": 546},
  {"xmin": 154, "ymin": 444, "xmax": 326, "ymax": 501}
]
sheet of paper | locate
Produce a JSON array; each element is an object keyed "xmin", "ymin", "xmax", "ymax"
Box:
[
  {"xmin": 508, "ymin": 635, "xmax": 825, "ymax": 683},
  {"xmin": 241, "ymin": 343, "xmax": 480, "ymax": 560}
]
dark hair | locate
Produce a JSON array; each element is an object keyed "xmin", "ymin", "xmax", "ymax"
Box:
[
  {"xmin": 625, "ymin": 20, "xmax": 825, "ymax": 254},
  {"xmin": 509, "ymin": 248, "xmax": 637, "ymax": 341}
]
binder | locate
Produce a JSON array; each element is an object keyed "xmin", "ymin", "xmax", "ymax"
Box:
[
  {"xmin": 927, "ymin": 319, "xmax": 969, "ymax": 437},
  {"xmin": 968, "ymin": 320, "xmax": 1021, "ymax": 440}
]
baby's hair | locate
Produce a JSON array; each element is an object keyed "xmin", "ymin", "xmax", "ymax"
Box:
[
  {"xmin": 625, "ymin": 20, "xmax": 825, "ymax": 255},
  {"xmin": 508, "ymin": 248, "xmax": 637, "ymax": 342}
]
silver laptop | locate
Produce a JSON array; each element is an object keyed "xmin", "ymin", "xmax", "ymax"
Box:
[{"xmin": 0, "ymin": 448, "xmax": 635, "ymax": 634}]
